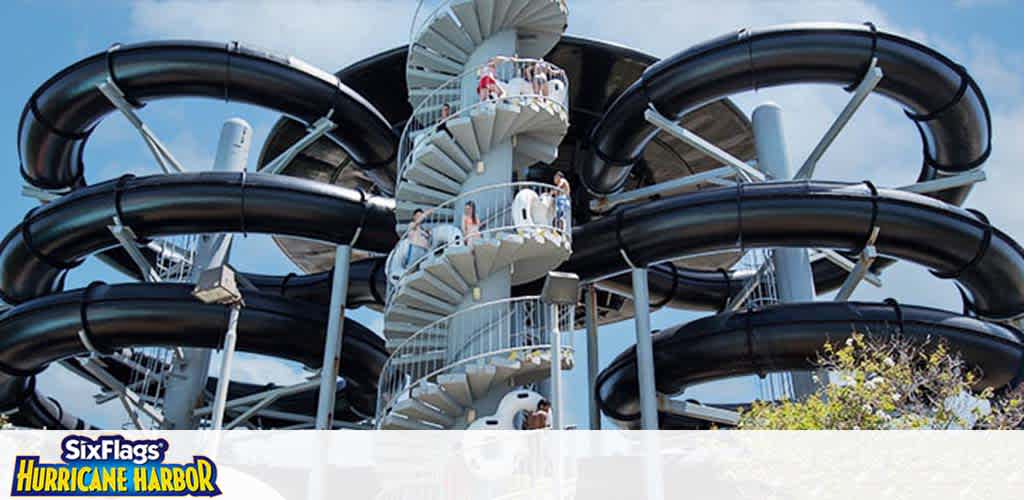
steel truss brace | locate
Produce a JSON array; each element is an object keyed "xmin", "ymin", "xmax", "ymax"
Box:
[
  {"xmin": 795, "ymin": 58, "xmax": 884, "ymax": 180},
  {"xmin": 590, "ymin": 165, "xmax": 741, "ymax": 213},
  {"xmin": 97, "ymin": 77, "xmax": 186, "ymax": 175},
  {"xmin": 833, "ymin": 226, "xmax": 882, "ymax": 301},
  {"xmin": 724, "ymin": 259, "xmax": 773, "ymax": 312},
  {"xmin": 107, "ymin": 216, "xmax": 162, "ymax": 282},
  {"xmin": 811, "ymin": 248, "xmax": 884, "ymax": 288},
  {"xmin": 261, "ymin": 111, "xmax": 337, "ymax": 175},
  {"xmin": 644, "ymin": 107, "xmax": 766, "ymax": 183},
  {"xmin": 194, "ymin": 379, "xmax": 318, "ymax": 421}
]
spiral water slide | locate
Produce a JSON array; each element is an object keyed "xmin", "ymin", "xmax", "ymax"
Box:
[
  {"xmin": 586, "ymin": 23, "xmax": 1024, "ymax": 427},
  {"xmin": 3, "ymin": 41, "xmax": 403, "ymax": 427}
]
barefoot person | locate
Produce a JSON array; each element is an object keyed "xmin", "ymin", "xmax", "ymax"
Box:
[
  {"xmin": 405, "ymin": 209, "xmax": 431, "ymax": 267},
  {"xmin": 552, "ymin": 171, "xmax": 571, "ymax": 232},
  {"xmin": 524, "ymin": 400, "xmax": 552, "ymax": 429}
]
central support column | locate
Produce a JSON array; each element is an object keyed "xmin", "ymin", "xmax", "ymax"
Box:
[
  {"xmin": 162, "ymin": 118, "xmax": 251, "ymax": 429},
  {"xmin": 751, "ymin": 103, "xmax": 818, "ymax": 398},
  {"xmin": 449, "ymin": 31, "xmax": 519, "ymax": 417}
]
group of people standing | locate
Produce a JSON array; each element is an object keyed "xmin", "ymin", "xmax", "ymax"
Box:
[
  {"xmin": 402, "ymin": 172, "xmax": 571, "ymax": 269},
  {"xmin": 476, "ymin": 56, "xmax": 566, "ymax": 102}
]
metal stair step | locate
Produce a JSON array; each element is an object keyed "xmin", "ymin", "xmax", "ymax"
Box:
[
  {"xmin": 465, "ymin": 363, "xmax": 497, "ymax": 400},
  {"xmin": 381, "ymin": 413, "xmax": 438, "ymax": 430},
  {"xmin": 470, "ymin": 104, "xmax": 497, "ymax": 155},
  {"xmin": 449, "ymin": 0, "xmax": 484, "ymax": 45},
  {"xmin": 416, "ymin": 144, "xmax": 469, "ymax": 183},
  {"xmin": 408, "ymin": 269, "xmax": 464, "ymax": 304},
  {"xmin": 422, "ymin": 256, "xmax": 470, "ymax": 293},
  {"xmin": 446, "ymin": 245, "xmax": 479, "ymax": 285},
  {"xmin": 472, "ymin": 237, "xmax": 502, "ymax": 278},
  {"xmin": 395, "ymin": 180, "xmax": 452, "ymax": 206},
  {"xmin": 412, "ymin": 383, "xmax": 466, "ymax": 417},
  {"xmin": 409, "ymin": 44, "xmax": 463, "ymax": 76},
  {"xmin": 394, "ymin": 398, "xmax": 456, "ymax": 427},
  {"xmin": 415, "ymin": 30, "xmax": 469, "ymax": 64},
  {"xmin": 445, "ymin": 116, "xmax": 481, "ymax": 161},
  {"xmin": 431, "ymin": 131, "xmax": 475, "ymax": 173},
  {"xmin": 437, "ymin": 373, "xmax": 473, "ymax": 407},
  {"xmin": 430, "ymin": 14, "xmax": 476, "ymax": 55}
]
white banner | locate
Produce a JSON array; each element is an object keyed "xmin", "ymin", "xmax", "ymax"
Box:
[{"xmin": 0, "ymin": 431, "xmax": 1020, "ymax": 499}]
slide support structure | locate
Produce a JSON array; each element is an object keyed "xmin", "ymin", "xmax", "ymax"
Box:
[
  {"xmin": 632, "ymin": 267, "xmax": 658, "ymax": 430},
  {"xmin": 752, "ymin": 103, "xmax": 818, "ymax": 398},
  {"xmin": 316, "ymin": 244, "xmax": 353, "ymax": 429},
  {"xmin": 585, "ymin": 284, "xmax": 601, "ymax": 430},
  {"xmin": 210, "ymin": 304, "xmax": 242, "ymax": 430}
]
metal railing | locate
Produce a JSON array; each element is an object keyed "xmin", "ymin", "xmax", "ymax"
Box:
[
  {"xmin": 385, "ymin": 181, "xmax": 571, "ymax": 299},
  {"xmin": 376, "ymin": 295, "xmax": 575, "ymax": 422},
  {"xmin": 399, "ymin": 57, "xmax": 569, "ymax": 177},
  {"xmin": 409, "ymin": 0, "xmax": 568, "ymax": 49}
]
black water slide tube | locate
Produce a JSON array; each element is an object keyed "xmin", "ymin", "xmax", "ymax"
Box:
[
  {"xmin": 0, "ymin": 172, "xmax": 396, "ymax": 305},
  {"xmin": 18, "ymin": 41, "xmax": 397, "ymax": 191},
  {"xmin": 567, "ymin": 181, "xmax": 1024, "ymax": 320},
  {"xmin": 583, "ymin": 23, "xmax": 991, "ymax": 200},
  {"xmin": 596, "ymin": 302, "xmax": 1024, "ymax": 428},
  {"xmin": 0, "ymin": 283, "xmax": 388, "ymax": 423}
]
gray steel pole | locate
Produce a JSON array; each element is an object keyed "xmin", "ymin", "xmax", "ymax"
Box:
[
  {"xmin": 632, "ymin": 267, "xmax": 658, "ymax": 430},
  {"xmin": 584, "ymin": 284, "xmax": 601, "ymax": 430},
  {"xmin": 316, "ymin": 244, "xmax": 352, "ymax": 429},
  {"xmin": 210, "ymin": 304, "xmax": 241, "ymax": 429},
  {"xmin": 752, "ymin": 103, "xmax": 818, "ymax": 398},
  {"xmin": 549, "ymin": 303, "xmax": 562, "ymax": 430},
  {"xmin": 162, "ymin": 118, "xmax": 251, "ymax": 429}
]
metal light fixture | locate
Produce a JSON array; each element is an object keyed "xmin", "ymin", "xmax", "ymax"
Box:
[
  {"xmin": 192, "ymin": 264, "xmax": 243, "ymax": 305},
  {"xmin": 541, "ymin": 271, "xmax": 579, "ymax": 305}
]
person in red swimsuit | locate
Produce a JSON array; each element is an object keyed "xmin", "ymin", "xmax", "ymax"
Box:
[{"xmin": 477, "ymin": 60, "xmax": 504, "ymax": 101}]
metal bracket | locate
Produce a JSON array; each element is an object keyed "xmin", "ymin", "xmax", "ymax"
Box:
[
  {"xmin": 657, "ymin": 395, "xmax": 740, "ymax": 426},
  {"xmin": 898, "ymin": 169, "xmax": 986, "ymax": 194},
  {"xmin": 795, "ymin": 58, "xmax": 884, "ymax": 180},
  {"xmin": 107, "ymin": 216, "xmax": 162, "ymax": 283},
  {"xmin": 833, "ymin": 226, "xmax": 881, "ymax": 301},
  {"xmin": 21, "ymin": 185, "xmax": 70, "ymax": 203},
  {"xmin": 644, "ymin": 107, "xmax": 766, "ymax": 183},
  {"xmin": 97, "ymin": 78, "xmax": 186, "ymax": 175},
  {"xmin": 261, "ymin": 112, "xmax": 337, "ymax": 175}
]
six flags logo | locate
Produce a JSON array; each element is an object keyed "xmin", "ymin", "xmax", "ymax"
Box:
[{"xmin": 10, "ymin": 435, "xmax": 220, "ymax": 497}]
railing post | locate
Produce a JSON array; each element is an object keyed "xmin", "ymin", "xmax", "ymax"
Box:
[{"xmin": 549, "ymin": 303, "xmax": 562, "ymax": 430}]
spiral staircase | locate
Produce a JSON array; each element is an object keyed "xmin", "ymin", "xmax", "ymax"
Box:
[{"xmin": 376, "ymin": 0, "xmax": 572, "ymax": 430}]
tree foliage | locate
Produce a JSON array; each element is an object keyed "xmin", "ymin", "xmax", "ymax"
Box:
[{"xmin": 738, "ymin": 333, "xmax": 1024, "ymax": 429}]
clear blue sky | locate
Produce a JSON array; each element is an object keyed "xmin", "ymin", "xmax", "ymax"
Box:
[{"xmin": 0, "ymin": 0, "xmax": 1021, "ymax": 428}]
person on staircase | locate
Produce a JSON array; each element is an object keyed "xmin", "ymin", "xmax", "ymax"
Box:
[
  {"xmin": 552, "ymin": 171, "xmax": 571, "ymax": 232},
  {"xmin": 405, "ymin": 208, "xmax": 432, "ymax": 268},
  {"xmin": 477, "ymin": 60, "xmax": 504, "ymax": 101},
  {"xmin": 461, "ymin": 201, "xmax": 482, "ymax": 244},
  {"xmin": 524, "ymin": 400, "xmax": 552, "ymax": 429}
]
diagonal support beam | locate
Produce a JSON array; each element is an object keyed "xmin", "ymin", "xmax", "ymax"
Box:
[
  {"xmin": 261, "ymin": 113, "xmax": 337, "ymax": 175},
  {"xmin": 644, "ymin": 107, "xmax": 765, "ymax": 183},
  {"xmin": 812, "ymin": 249, "xmax": 883, "ymax": 288},
  {"xmin": 898, "ymin": 169, "xmax": 986, "ymax": 194},
  {"xmin": 97, "ymin": 78, "xmax": 186, "ymax": 175},
  {"xmin": 589, "ymin": 165, "xmax": 739, "ymax": 213},
  {"xmin": 108, "ymin": 217, "xmax": 162, "ymax": 283},
  {"xmin": 833, "ymin": 227, "xmax": 881, "ymax": 301},
  {"xmin": 795, "ymin": 59, "xmax": 884, "ymax": 180},
  {"xmin": 724, "ymin": 259, "xmax": 774, "ymax": 312}
]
